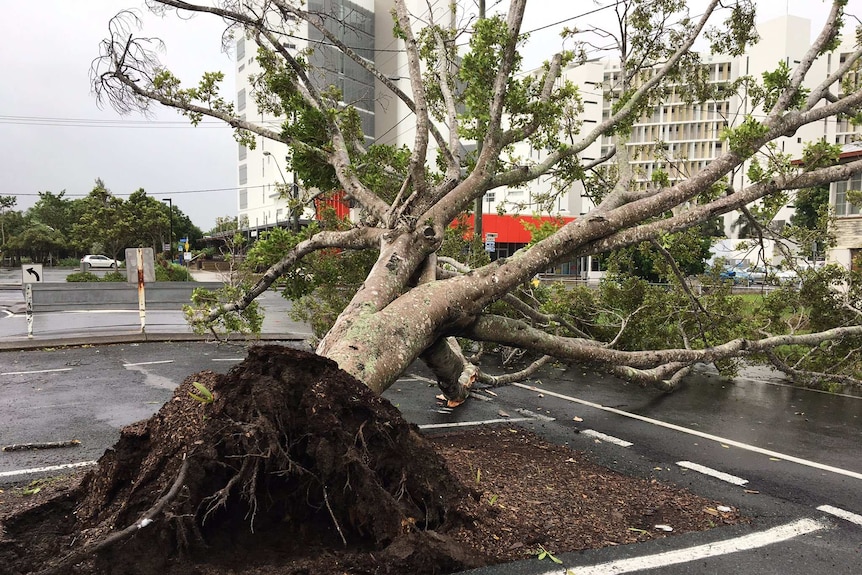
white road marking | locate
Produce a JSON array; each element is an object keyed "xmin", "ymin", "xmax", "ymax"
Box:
[
  {"xmin": 515, "ymin": 408, "xmax": 556, "ymax": 422},
  {"xmin": 677, "ymin": 461, "xmax": 749, "ymax": 486},
  {"xmin": 512, "ymin": 382, "xmax": 862, "ymax": 481},
  {"xmin": 418, "ymin": 417, "xmax": 532, "ymax": 429},
  {"xmin": 817, "ymin": 505, "xmax": 862, "ymax": 526},
  {"xmin": 581, "ymin": 429, "xmax": 633, "ymax": 447},
  {"xmin": 541, "ymin": 518, "xmax": 825, "ymax": 575},
  {"xmin": 400, "ymin": 373, "xmax": 437, "ymax": 384},
  {"xmin": 122, "ymin": 360, "xmax": 173, "ymax": 367},
  {"xmin": 1, "ymin": 367, "xmax": 73, "ymax": 376},
  {"xmin": 211, "ymin": 358, "xmax": 244, "ymax": 362},
  {"xmin": 64, "ymin": 310, "xmax": 138, "ymax": 314},
  {"xmin": 0, "ymin": 460, "xmax": 97, "ymax": 479}
]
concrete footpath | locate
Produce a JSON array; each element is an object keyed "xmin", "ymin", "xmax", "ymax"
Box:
[{"xmin": 0, "ymin": 268, "xmax": 311, "ymax": 350}]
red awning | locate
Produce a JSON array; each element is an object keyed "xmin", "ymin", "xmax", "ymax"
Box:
[{"xmin": 456, "ymin": 214, "xmax": 576, "ymax": 243}]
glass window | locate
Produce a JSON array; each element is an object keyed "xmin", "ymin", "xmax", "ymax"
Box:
[
  {"xmin": 237, "ymin": 38, "xmax": 245, "ymax": 61},
  {"xmin": 239, "ymin": 164, "xmax": 248, "ymax": 185},
  {"xmin": 237, "ymin": 88, "xmax": 246, "ymax": 112},
  {"xmin": 239, "ymin": 188, "xmax": 248, "ymax": 210}
]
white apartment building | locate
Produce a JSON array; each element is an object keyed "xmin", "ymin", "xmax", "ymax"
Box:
[
  {"xmin": 598, "ymin": 16, "xmax": 862, "ymax": 247},
  {"xmin": 234, "ymin": 0, "xmax": 448, "ymax": 235}
]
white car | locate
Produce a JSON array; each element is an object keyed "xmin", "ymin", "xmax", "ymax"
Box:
[{"xmin": 81, "ymin": 254, "xmax": 122, "ymax": 269}]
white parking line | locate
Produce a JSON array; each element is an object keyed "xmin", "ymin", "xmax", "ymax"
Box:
[
  {"xmin": 512, "ymin": 382, "xmax": 862, "ymax": 481},
  {"xmin": 123, "ymin": 360, "xmax": 173, "ymax": 367},
  {"xmin": 582, "ymin": 429, "xmax": 633, "ymax": 447},
  {"xmin": 677, "ymin": 461, "xmax": 749, "ymax": 486},
  {"xmin": 0, "ymin": 460, "xmax": 97, "ymax": 479},
  {"xmin": 817, "ymin": 505, "xmax": 862, "ymax": 527},
  {"xmin": 0, "ymin": 367, "xmax": 73, "ymax": 376},
  {"xmin": 418, "ymin": 418, "xmax": 532, "ymax": 429},
  {"xmin": 211, "ymin": 358, "xmax": 244, "ymax": 362},
  {"xmin": 541, "ymin": 518, "xmax": 825, "ymax": 575}
]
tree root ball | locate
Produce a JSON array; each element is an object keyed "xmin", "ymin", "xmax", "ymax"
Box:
[{"xmin": 2, "ymin": 346, "xmax": 479, "ymax": 575}]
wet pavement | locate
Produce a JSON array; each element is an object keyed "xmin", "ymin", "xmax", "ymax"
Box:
[{"xmin": 2, "ymin": 266, "xmax": 862, "ymax": 574}]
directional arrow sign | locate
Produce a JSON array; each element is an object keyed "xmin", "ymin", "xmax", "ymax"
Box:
[{"xmin": 22, "ymin": 264, "xmax": 43, "ymax": 284}]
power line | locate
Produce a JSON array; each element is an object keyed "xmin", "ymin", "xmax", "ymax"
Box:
[
  {"xmin": 11, "ymin": 184, "xmax": 251, "ymax": 199},
  {"xmin": 0, "ymin": 114, "xmax": 230, "ymax": 129}
]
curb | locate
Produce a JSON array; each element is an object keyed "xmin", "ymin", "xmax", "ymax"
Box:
[{"xmin": 0, "ymin": 332, "xmax": 307, "ymax": 352}]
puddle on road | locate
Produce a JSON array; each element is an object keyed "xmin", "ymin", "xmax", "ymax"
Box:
[{"xmin": 123, "ymin": 364, "xmax": 177, "ymax": 390}]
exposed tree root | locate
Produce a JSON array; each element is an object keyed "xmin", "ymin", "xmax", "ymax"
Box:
[
  {"xmin": 35, "ymin": 457, "xmax": 190, "ymax": 575},
  {"xmin": 1, "ymin": 346, "xmax": 480, "ymax": 575}
]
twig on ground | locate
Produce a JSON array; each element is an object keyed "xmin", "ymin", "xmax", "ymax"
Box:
[{"xmin": 2, "ymin": 440, "xmax": 80, "ymax": 452}]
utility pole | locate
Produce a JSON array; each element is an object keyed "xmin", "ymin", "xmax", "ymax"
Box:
[
  {"xmin": 473, "ymin": 0, "xmax": 486, "ymax": 243},
  {"xmin": 162, "ymin": 198, "xmax": 173, "ymax": 262}
]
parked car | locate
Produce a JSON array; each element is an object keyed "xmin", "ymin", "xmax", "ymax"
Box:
[
  {"xmin": 81, "ymin": 254, "xmax": 122, "ymax": 269},
  {"xmin": 744, "ymin": 266, "xmax": 768, "ymax": 284},
  {"xmin": 717, "ymin": 265, "xmax": 751, "ymax": 285}
]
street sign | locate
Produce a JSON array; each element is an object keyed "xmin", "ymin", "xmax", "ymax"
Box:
[
  {"xmin": 484, "ymin": 232, "xmax": 497, "ymax": 253},
  {"xmin": 22, "ymin": 264, "xmax": 43, "ymax": 284}
]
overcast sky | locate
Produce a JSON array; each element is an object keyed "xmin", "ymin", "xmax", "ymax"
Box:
[{"xmin": 1, "ymin": 1, "xmax": 856, "ymax": 230}]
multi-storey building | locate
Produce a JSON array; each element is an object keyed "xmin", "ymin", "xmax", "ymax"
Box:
[
  {"xmin": 598, "ymin": 16, "xmax": 862, "ymax": 246},
  {"xmin": 234, "ymin": 0, "xmax": 449, "ymax": 235}
]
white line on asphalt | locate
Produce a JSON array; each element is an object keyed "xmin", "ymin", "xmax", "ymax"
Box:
[
  {"xmin": 122, "ymin": 360, "xmax": 174, "ymax": 367},
  {"xmin": 581, "ymin": 429, "xmax": 633, "ymax": 447},
  {"xmin": 401, "ymin": 373, "xmax": 437, "ymax": 384},
  {"xmin": 0, "ymin": 461, "xmax": 97, "ymax": 479},
  {"xmin": 0, "ymin": 367, "xmax": 73, "ymax": 376},
  {"xmin": 418, "ymin": 418, "xmax": 532, "ymax": 429},
  {"xmin": 817, "ymin": 505, "xmax": 862, "ymax": 526},
  {"xmin": 211, "ymin": 358, "xmax": 244, "ymax": 362},
  {"xmin": 515, "ymin": 408, "xmax": 556, "ymax": 422},
  {"xmin": 741, "ymin": 377, "xmax": 862, "ymax": 401},
  {"xmin": 511, "ymin": 382, "xmax": 862, "ymax": 481},
  {"xmin": 541, "ymin": 518, "xmax": 826, "ymax": 575},
  {"xmin": 677, "ymin": 461, "xmax": 749, "ymax": 486}
]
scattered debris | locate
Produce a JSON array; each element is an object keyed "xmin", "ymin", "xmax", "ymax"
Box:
[
  {"xmin": 2, "ymin": 440, "xmax": 80, "ymax": 452},
  {"xmin": 654, "ymin": 524, "xmax": 673, "ymax": 532}
]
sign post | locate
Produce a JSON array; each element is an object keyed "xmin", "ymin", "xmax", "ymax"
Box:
[
  {"xmin": 136, "ymin": 248, "xmax": 146, "ymax": 333},
  {"xmin": 25, "ymin": 283, "xmax": 33, "ymax": 338},
  {"xmin": 21, "ymin": 265, "xmax": 42, "ymax": 339}
]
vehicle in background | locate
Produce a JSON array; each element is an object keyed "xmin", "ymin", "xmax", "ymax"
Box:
[
  {"xmin": 81, "ymin": 254, "xmax": 122, "ymax": 269},
  {"xmin": 743, "ymin": 266, "xmax": 768, "ymax": 284},
  {"xmin": 717, "ymin": 265, "xmax": 752, "ymax": 285}
]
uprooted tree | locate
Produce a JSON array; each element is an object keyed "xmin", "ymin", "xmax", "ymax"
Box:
[{"xmin": 93, "ymin": 0, "xmax": 862, "ymax": 399}]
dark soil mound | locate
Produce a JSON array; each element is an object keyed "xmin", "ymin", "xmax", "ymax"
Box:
[{"xmin": 0, "ymin": 346, "xmax": 481, "ymax": 575}]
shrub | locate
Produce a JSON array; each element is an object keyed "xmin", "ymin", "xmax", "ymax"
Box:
[
  {"xmin": 66, "ymin": 271, "xmax": 101, "ymax": 282},
  {"xmin": 156, "ymin": 263, "xmax": 194, "ymax": 282},
  {"xmin": 102, "ymin": 271, "xmax": 127, "ymax": 282}
]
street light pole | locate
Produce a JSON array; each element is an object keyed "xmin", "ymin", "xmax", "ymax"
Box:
[{"xmin": 162, "ymin": 198, "xmax": 173, "ymax": 262}]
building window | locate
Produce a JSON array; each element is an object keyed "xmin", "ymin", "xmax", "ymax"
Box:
[
  {"xmin": 237, "ymin": 88, "xmax": 246, "ymax": 112},
  {"xmin": 237, "ymin": 38, "xmax": 245, "ymax": 61},
  {"xmin": 239, "ymin": 188, "xmax": 248, "ymax": 210},
  {"xmin": 238, "ymin": 143, "xmax": 247, "ymax": 161},
  {"xmin": 239, "ymin": 164, "xmax": 248, "ymax": 185},
  {"xmin": 834, "ymin": 175, "xmax": 862, "ymax": 216}
]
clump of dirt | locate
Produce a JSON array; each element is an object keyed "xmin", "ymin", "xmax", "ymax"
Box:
[{"xmin": 0, "ymin": 346, "xmax": 481, "ymax": 575}]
